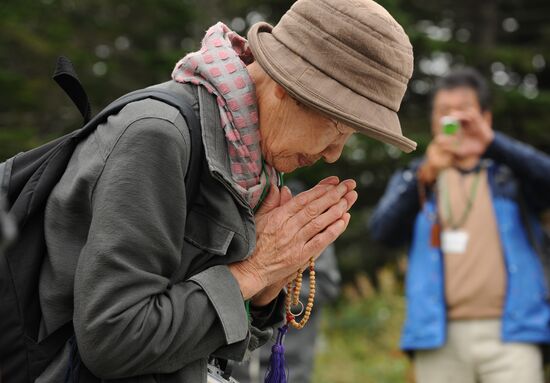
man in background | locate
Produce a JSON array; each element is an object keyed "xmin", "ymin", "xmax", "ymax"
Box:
[{"xmin": 369, "ymin": 67, "xmax": 550, "ymax": 383}]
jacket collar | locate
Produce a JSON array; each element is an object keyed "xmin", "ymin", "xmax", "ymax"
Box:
[
  {"xmin": 156, "ymin": 81, "xmax": 253, "ymax": 213},
  {"xmin": 197, "ymin": 87, "xmax": 232, "ymax": 182},
  {"xmin": 196, "ymin": 86, "xmax": 253, "ymax": 214}
]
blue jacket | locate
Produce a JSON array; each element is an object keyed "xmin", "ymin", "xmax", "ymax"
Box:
[{"xmin": 369, "ymin": 132, "xmax": 550, "ymax": 351}]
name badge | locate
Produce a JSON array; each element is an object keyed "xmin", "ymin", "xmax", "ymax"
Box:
[{"xmin": 441, "ymin": 230, "xmax": 469, "ymax": 254}]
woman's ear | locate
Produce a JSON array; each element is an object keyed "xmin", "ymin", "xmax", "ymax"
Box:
[{"xmin": 274, "ymin": 83, "xmax": 287, "ymax": 100}]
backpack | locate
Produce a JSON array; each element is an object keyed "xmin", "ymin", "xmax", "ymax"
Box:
[{"xmin": 0, "ymin": 57, "xmax": 204, "ymax": 383}]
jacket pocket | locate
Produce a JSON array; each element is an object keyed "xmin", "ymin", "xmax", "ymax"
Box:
[{"xmin": 184, "ymin": 208, "xmax": 236, "ymax": 256}]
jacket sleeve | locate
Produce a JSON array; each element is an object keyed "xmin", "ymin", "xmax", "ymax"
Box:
[
  {"xmin": 484, "ymin": 132, "xmax": 550, "ymax": 212},
  {"xmin": 212, "ymin": 291, "xmax": 286, "ymax": 360},
  {"xmin": 368, "ymin": 162, "xmax": 422, "ymax": 248},
  {"xmin": 73, "ymin": 118, "xmax": 250, "ymax": 379}
]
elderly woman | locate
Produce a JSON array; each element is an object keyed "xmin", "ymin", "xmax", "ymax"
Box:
[{"xmin": 36, "ymin": 0, "xmax": 414, "ymax": 382}]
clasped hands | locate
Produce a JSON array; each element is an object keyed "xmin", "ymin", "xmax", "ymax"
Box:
[{"xmin": 228, "ymin": 176, "xmax": 357, "ymax": 307}]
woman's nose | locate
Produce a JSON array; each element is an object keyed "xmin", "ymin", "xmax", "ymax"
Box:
[
  {"xmin": 322, "ymin": 143, "xmax": 345, "ymax": 163},
  {"xmin": 322, "ymin": 131, "xmax": 354, "ymax": 163}
]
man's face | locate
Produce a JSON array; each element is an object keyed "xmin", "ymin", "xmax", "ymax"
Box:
[{"xmin": 431, "ymin": 86, "xmax": 490, "ymax": 136}]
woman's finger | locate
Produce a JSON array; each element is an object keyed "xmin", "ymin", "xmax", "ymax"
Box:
[
  {"xmin": 318, "ymin": 176, "xmax": 340, "ymax": 185},
  {"xmin": 344, "ymin": 190, "xmax": 358, "ymax": 210},
  {"xmin": 284, "ymin": 183, "xmax": 334, "ymax": 216},
  {"xmin": 287, "ymin": 180, "xmax": 355, "ymax": 228},
  {"xmin": 298, "ymin": 198, "xmax": 349, "ymax": 241},
  {"xmin": 255, "ymin": 184, "xmax": 281, "ymax": 216},
  {"xmin": 300, "ymin": 215, "xmax": 348, "ymax": 263},
  {"xmin": 280, "ymin": 185, "xmax": 293, "ymax": 205},
  {"xmin": 342, "ymin": 212, "xmax": 351, "ymax": 227},
  {"xmin": 298, "ymin": 190, "xmax": 357, "ymax": 241}
]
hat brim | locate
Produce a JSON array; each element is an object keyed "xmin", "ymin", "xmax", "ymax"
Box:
[{"xmin": 248, "ymin": 22, "xmax": 416, "ymax": 153}]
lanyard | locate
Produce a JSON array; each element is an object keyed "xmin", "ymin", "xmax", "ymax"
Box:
[
  {"xmin": 439, "ymin": 168, "xmax": 482, "ymax": 230},
  {"xmin": 253, "ymin": 161, "xmax": 284, "ymax": 214}
]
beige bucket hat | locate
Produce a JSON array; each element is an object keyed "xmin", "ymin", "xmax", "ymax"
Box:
[{"xmin": 248, "ymin": 0, "xmax": 416, "ymax": 152}]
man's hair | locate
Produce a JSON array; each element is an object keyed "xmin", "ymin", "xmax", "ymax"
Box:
[{"xmin": 432, "ymin": 67, "xmax": 492, "ymax": 112}]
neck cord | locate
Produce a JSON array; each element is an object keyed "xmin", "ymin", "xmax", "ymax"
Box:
[{"xmin": 439, "ymin": 168, "xmax": 482, "ymax": 230}]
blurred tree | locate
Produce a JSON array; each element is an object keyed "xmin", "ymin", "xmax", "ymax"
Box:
[{"xmin": 1, "ymin": 0, "xmax": 549, "ymax": 282}]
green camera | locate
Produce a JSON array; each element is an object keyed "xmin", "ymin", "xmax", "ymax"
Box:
[{"xmin": 440, "ymin": 116, "xmax": 460, "ymax": 135}]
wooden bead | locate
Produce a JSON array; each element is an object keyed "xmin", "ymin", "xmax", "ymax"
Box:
[
  {"xmin": 291, "ymin": 268, "xmax": 304, "ymax": 306},
  {"xmin": 285, "ymin": 257, "xmax": 317, "ymax": 330}
]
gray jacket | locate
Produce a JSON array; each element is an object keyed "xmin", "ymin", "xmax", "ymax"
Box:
[{"xmin": 37, "ymin": 82, "xmax": 285, "ymax": 382}]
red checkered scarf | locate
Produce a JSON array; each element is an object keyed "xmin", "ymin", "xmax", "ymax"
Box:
[{"xmin": 172, "ymin": 22, "xmax": 279, "ymax": 210}]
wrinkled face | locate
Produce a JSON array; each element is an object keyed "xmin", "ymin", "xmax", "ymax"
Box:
[
  {"xmin": 431, "ymin": 86, "xmax": 490, "ymax": 135},
  {"xmin": 259, "ymin": 90, "xmax": 355, "ymax": 173}
]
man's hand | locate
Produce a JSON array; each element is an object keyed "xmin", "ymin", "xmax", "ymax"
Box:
[
  {"xmin": 418, "ymin": 107, "xmax": 494, "ymax": 184},
  {"xmin": 417, "ymin": 137, "xmax": 454, "ymax": 184},
  {"xmin": 439, "ymin": 108, "xmax": 494, "ymax": 159}
]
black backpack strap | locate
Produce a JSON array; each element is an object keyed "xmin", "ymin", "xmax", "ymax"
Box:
[
  {"xmin": 52, "ymin": 58, "xmax": 202, "ymax": 201},
  {"xmin": 53, "ymin": 57, "xmax": 92, "ymax": 123}
]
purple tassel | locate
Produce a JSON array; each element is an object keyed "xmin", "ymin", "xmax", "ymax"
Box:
[{"xmin": 264, "ymin": 325, "xmax": 288, "ymax": 383}]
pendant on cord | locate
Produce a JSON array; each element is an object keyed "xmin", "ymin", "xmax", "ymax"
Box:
[{"xmin": 265, "ymin": 257, "xmax": 316, "ymax": 383}]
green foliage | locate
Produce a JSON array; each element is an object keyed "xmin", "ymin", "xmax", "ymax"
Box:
[{"xmin": 314, "ymin": 272, "xmax": 409, "ymax": 383}]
